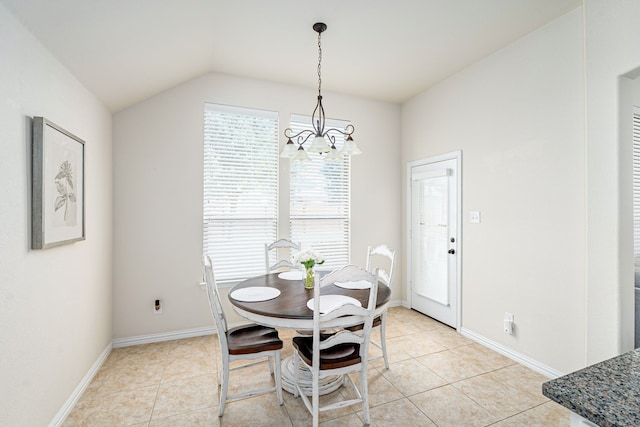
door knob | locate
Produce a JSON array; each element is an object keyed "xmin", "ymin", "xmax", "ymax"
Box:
[{"xmin": 448, "ymin": 249, "xmax": 455, "ymax": 254}]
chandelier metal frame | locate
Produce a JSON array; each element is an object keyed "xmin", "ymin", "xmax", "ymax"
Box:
[{"xmin": 281, "ymin": 22, "xmax": 361, "ymax": 161}]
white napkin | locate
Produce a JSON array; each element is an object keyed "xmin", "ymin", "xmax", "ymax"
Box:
[
  {"xmin": 230, "ymin": 287, "xmax": 281, "ymax": 302},
  {"xmin": 306, "ymin": 295, "xmax": 362, "ymax": 314},
  {"xmin": 278, "ymin": 271, "xmax": 305, "ymax": 280},
  {"xmin": 334, "ymin": 280, "xmax": 371, "ymax": 290}
]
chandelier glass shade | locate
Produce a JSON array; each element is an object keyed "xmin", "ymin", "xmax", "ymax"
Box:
[{"xmin": 281, "ymin": 22, "xmax": 361, "ymax": 161}]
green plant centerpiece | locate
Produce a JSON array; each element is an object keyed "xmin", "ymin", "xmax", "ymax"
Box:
[{"xmin": 293, "ymin": 249, "xmax": 325, "ymax": 289}]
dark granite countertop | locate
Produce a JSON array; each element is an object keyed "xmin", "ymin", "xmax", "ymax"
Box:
[{"xmin": 542, "ymin": 348, "xmax": 640, "ymax": 427}]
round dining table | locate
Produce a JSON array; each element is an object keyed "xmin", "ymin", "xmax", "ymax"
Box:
[{"xmin": 228, "ymin": 271, "xmax": 391, "ymax": 395}]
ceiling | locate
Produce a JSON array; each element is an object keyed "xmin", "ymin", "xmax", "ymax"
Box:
[{"xmin": 1, "ymin": 0, "xmax": 582, "ymax": 112}]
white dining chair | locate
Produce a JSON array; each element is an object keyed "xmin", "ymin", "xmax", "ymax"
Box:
[
  {"xmin": 202, "ymin": 255, "xmax": 284, "ymax": 416},
  {"xmin": 292, "ymin": 265, "xmax": 379, "ymax": 427},
  {"xmin": 362, "ymin": 244, "xmax": 396, "ymax": 369},
  {"xmin": 264, "ymin": 238, "xmax": 301, "ymax": 273}
]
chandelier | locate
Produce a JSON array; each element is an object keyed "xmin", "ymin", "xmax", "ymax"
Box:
[{"xmin": 280, "ymin": 22, "xmax": 361, "ymax": 162}]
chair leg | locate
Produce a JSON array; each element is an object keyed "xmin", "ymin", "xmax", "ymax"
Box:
[
  {"xmin": 218, "ymin": 357, "xmax": 229, "ymax": 417},
  {"xmin": 268, "ymin": 355, "xmax": 274, "ymax": 376},
  {"xmin": 380, "ymin": 311, "xmax": 389, "ymax": 369},
  {"xmin": 312, "ymin": 371, "xmax": 319, "ymax": 427},
  {"xmin": 274, "ymin": 352, "xmax": 283, "ymax": 405},
  {"xmin": 360, "ymin": 367, "xmax": 370, "ymax": 424},
  {"xmin": 293, "ymin": 352, "xmax": 300, "ymax": 398}
]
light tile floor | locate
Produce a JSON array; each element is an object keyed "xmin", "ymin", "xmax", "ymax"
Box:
[{"xmin": 63, "ymin": 307, "xmax": 570, "ymax": 426}]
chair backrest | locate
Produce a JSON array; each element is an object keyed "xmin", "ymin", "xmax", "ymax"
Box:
[
  {"xmin": 203, "ymin": 255, "xmax": 230, "ymax": 355},
  {"xmin": 311, "ymin": 265, "xmax": 379, "ymax": 369},
  {"xmin": 365, "ymin": 244, "xmax": 396, "ymax": 286},
  {"xmin": 265, "ymin": 239, "xmax": 301, "ymax": 273}
]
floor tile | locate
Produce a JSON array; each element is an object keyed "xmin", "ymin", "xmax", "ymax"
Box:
[
  {"xmin": 63, "ymin": 385, "xmax": 157, "ymax": 426},
  {"xmin": 451, "ymin": 343, "xmax": 516, "ymax": 371},
  {"xmin": 284, "ymin": 387, "xmax": 355, "ymax": 425},
  {"xmin": 451, "ymin": 373, "xmax": 547, "ymax": 419},
  {"xmin": 426, "ymin": 327, "xmax": 474, "ymax": 349},
  {"xmin": 344, "ymin": 368, "xmax": 403, "ymax": 408},
  {"xmin": 83, "ymin": 359, "xmax": 164, "ymax": 398},
  {"xmin": 491, "ymin": 401, "xmax": 571, "ymax": 426},
  {"xmin": 161, "ymin": 352, "xmax": 216, "ymax": 384},
  {"xmin": 152, "ymin": 374, "xmax": 217, "ymax": 420},
  {"xmin": 62, "ymin": 307, "xmax": 561, "ymax": 427},
  {"xmin": 356, "ymin": 398, "xmax": 437, "ymax": 426},
  {"xmin": 488, "ymin": 363, "xmax": 551, "ymax": 401},
  {"xmin": 380, "ymin": 358, "xmax": 446, "ymax": 396},
  {"xmin": 149, "ymin": 406, "xmax": 220, "ymax": 427},
  {"xmin": 417, "ymin": 348, "xmax": 492, "ymax": 383},
  {"xmin": 371, "ymin": 336, "xmax": 412, "ymax": 366},
  {"xmin": 410, "ymin": 385, "xmax": 499, "ymax": 427},
  {"xmin": 319, "ymin": 413, "xmax": 365, "ymax": 426},
  {"xmin": 393, "ymin": 331, "xmax": 448, "ymax": 358},
  {"xmin": 215, "ymin": 393, "xmax": 291, "ymax": 426},
  {"xmin": 166, "ymin": 335, "xmax": 216, "ymax": 359},
  {"xmin": 105, "ymin": 341, "xmax": 170, "ymax": 368}
]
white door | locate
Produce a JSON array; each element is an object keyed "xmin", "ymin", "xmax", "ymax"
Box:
[{"xmin": 409, "ymin": 154, "xmax": 460, "ymax": 328}]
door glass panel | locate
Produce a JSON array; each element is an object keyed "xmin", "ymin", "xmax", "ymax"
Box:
[{"xmin": 416, "ymin": 175, "xmax": 449, "ymax": 306}]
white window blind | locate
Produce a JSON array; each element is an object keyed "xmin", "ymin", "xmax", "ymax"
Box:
[
  {"xmin": 204, "ymin": 103, "xmax": 279, "ymax": 282},
  {"xmin": 633, "ymin": 107, "xmax": 640, "ymax": 258},
  {"xmin": 289, "ymin": 114, "xmax": 351, "ymax": 268}
]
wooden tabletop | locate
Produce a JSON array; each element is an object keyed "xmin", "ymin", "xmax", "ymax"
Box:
[{"xmin": 229, "ymin": 273, "xmax": 391, "ymax": 320}]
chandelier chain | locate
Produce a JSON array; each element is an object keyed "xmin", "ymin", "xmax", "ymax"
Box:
[{"xmin": 317, "ymin": 31, "xmax": 322, "ymax": 97}]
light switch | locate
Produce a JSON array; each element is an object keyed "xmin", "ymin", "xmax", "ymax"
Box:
[{"xmin": 470, "ymin": 211, "xmax": 481, "ymax": 224}]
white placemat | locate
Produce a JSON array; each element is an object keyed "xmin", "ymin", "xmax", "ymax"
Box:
[
  {"xmin": 278, "ymin": 271, "xmax": 304, "ymax": 280},
  {"xmin": 334, "ymin": 280, "xmax": 371, "ymax": 290},
  {"xmin": 230, "ymin": 287, "xmax": 281, "ymax": 302},
  {"xmin": 306, "ymin": 295, "xmax": 362, "ymax": 314}
]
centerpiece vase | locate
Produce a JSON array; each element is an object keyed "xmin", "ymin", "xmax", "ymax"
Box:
[{"xmin": 304, "ymin": 267, "xmax": 314, "ymax": 289}]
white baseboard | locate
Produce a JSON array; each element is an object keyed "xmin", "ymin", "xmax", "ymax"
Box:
[
  {"xmin": 112, "ymin": 325, "xmax": 217, "ymax": 348},
  {"xmin": 112, "ymin": 301, "xmax": 410, "ymax": 349},
  {"xmin": 460, "ymin": 327, "xmax": 564, "ymax": 379},
  {"xmin": 48, "ymin": 342, "xmax": 111, "ymax": 427}
]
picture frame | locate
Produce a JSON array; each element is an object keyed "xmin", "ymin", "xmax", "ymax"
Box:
[{"xmin": 32, "ymin": 117, "xmax": 85, "ymax": 249}]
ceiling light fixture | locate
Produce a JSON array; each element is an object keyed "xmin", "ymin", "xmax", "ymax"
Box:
[{"xmin": 281, "ymin": 22, "xmax": 361, "ymax": 162}]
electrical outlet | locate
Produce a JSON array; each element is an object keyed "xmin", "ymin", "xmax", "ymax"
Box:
[
  {"xmin": 470, "ymin": 211, "xmax": 481, "ymax": 223},
  {"xmin": 154, "ymin": 299, "xmax": 163, "ymax": 314},
  {"xmin": 503, "ymin": 312, "xmax": 514, "ymax": 334}
]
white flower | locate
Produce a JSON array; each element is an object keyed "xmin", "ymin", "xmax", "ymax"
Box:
[{"xmin": 292, "ymin": 248, "xmax": 325, "ymax": 269}]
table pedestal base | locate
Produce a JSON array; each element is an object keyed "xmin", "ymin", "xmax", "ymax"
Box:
[{"xmin": 280, "ymin": 355, "xmax": 343, "ymax": 396}]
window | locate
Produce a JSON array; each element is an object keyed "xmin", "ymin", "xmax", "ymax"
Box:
[
  {"xmin": 289, "ymin": 114, "xmax": 351, "ymax": 268},
  {"xmin": 203, "ymin": 104, "xmax": 278, "ymax": 282}
]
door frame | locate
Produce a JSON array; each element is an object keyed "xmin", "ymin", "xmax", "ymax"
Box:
[{"xmin": 406, "ymin": 150, "xmax": 462, "ymax": 330}]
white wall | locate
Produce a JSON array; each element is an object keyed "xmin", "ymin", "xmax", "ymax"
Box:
[
  {"xmin": 634, "ymin": 75, "xmax": 640, "ymax": 105},
  {"xmin": 112, "ymin": 73, "xmax": 401, "ymax": 338},
  {"xmin": 584, "ymin": 0, "xmax": 640, "ymax": 364},
  {"xmin": 0, "ymin": 4, "xmax": 113, "ymax": 426},
  {"xmin": 402, "ymin": 8, "xmax": 585, "ymax": 374}
]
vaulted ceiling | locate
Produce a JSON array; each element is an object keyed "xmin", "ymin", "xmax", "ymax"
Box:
[{"xmin": 1, "ymin": 0, "xmax": 582, "ymax": 112}]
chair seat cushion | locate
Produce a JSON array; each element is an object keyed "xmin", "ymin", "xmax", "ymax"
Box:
[
  {"xmin": 226, "ymin": 324, "xmax": 283, "ymax": 355},
  {"xmin": 345, "ymin": 315, "xmax": 382, "ymax": 333},
  {"xmin": 292, "ymin": 334, "xmax": 361, "ymax": 370}
]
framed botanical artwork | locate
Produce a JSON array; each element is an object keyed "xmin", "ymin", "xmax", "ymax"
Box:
[{"xmin": 31, "ymin": 117, "xmax": 85, "ymax": 249}]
